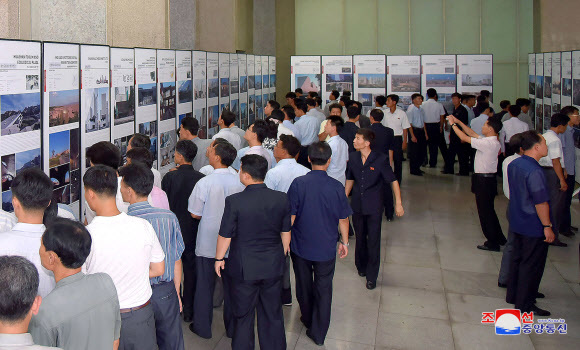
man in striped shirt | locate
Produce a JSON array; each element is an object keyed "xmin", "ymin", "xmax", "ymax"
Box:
[{"xmin": 120, "ymin": 162, "xmax": 185, "ymax": 350}]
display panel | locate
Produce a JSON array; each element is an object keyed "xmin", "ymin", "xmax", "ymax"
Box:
[
  {"xmin": 193, "ymin": 51, "xmax": 207, "ymax": 138},
  {"xmin": 238, "ymin": 54, "xmax": 248, "ymax": 130},
  {"xmin": 157, "ymin": 50, "xmax": 176, "ymax": 175},
  {"xmin": 421, "ymin": 55, "xmax": 456, "ymax": 112},
  {"xmin": 551, "ymin": 52, "xmax": 561, "ymax": 114},
  {"xmin": 247, "ymin": 55, "xmax": 256, "ymax": 126},
  {"xmin": 261, "ymin": 56, "xmax": 269, "ymax": 116},
  {"xmin": 176, "ymin": 50, "xmax": 193, "ymax": 135},
  {"xmin": 254, "ymin": 56, "xmax": 263, "ymax": 120},
  {"xmin": 353, "ymin": 55, "xmax": 386, "ymax": 115},
  {"xmin": 573, "ymin": 51, "xmax": 580, "ymax": 109},
  {"xmin": 110, "ymin": 48, "xmax": 135, "ymax": 165},
  {"xmin": 535, "ymin": 53, "xmax": 544, "ymax": 132},
  {"xmin": 229, "ymin": 54, "xmax": 239, "ymax": 121},
  {"xmin": 456, "ymin": 55, "xmax": 493, "ymax": 99},
  {"xmin": 0, "ymin": 40, "xmax": 42, "ymax": 212},
  {"xmin": 543, "ymin": 53, "xmax": 552, "ymax": 131},
  {"xmin": 528, "ymin": 53, "xmax": 536, "ymax": 129},
  {"xmin": 321, "ymin": 56, "xmax": 353, "ymax": 108},
  {"xmin": 387, "ymin": 55, "xmax": 420, "ymax": 111},
  {"xmin": 134, "ymin": 48, "xmax": 158, "ymax": 168},
  {"xmin": 218, "ymin": 53, "xmax": 230, "ymax": 127},
  {"xmin": 42, "ymin": 42, "xmax": 81, "ymax": 217},
  {"xmin": 269, "ymin": 56, "xmax": 276, "ymax": 101},
  {"xmin": 206, "ymin": 52, "xmax": 219, "ymax": 138},
  {"xmin": 290, "ymin": 56, "xmax": 321, "ymax": 101},
  {"xmin": 561, "ymin": 52, "xmax": 572, "ymax": 109}
]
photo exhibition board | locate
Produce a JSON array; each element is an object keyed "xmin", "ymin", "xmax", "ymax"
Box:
[
  {"xmin": 543, "ymin": 53, "xmax": 552, "ymax": 132},
  {"xmin": 456, "ymin": 55, "xmax": 493, "ymax": 100},
  {"xmin": 535, "ymin": 53, "xmax": 544, "ymax": 132},
  {"xmin": 42, "ymin": 42, "xmax": 81, "ymax": 217},
  {"xmin": 574, "ymin": 51, "xmax": 580, "ymax": 181},
  {"xmin": 238, "ymin": 54, "xmax": 248, "ymax": 130},
  {"xmin": 290, "ymin": 56, "xmax": 322, "ymax": 103},
  {"xmin": 551, "ymin": 52, "xmax": 561, "ymax": 114},
  {"xmin": 0, "ymin": 40, "xmax": 42, "ymax": 213},
  {"xmin": 134, "ymin": 48, "xmax": 158, "ymax": 168},
  {"xmin": 206, "ymin": 52, "xmax": 219, "ymax": 138},
  {"xmin": 110, "ymin": 47, "xmax": 135, "ymax": 166},
  {"xmin": 421, "ymin": 55, "xmax": 456, "ymax": 112},
  {"xmin": 247, "ymin": 55, "xmax": 256, "ymax": 126},
  {"xmin": 269, "ymin": 56, "xmax": 276, "ymax": 101},
  {"xmin": 528, "ymin": 54, "xmax": 536, "ymax": 128},
  {"xmin": 80, "ymin": 45, "xmax": 110, "ymax": 219},
  {"xmin": 560, "ymin": 52, "xmax": 572, "ymax": 109},
  {"xmin": 176, "ymin": 50, "xmax": 193, "ymax": 134},
  {"xmin": 261, "ymin": 55, "xmax": 270, "ymax": 114},
  {"xmin": 193, "ymin": 51, "xmax": 207, "ymax": 138},
  {"xmin": 229, "ymin": 53, "xmax": 239, "ymax": 121},
  {"xmin": 353, "ymin": 55, "xmax": 386, "ymax": 116},
  {"xmin": 157, "ymin": 49, "xmax": 177, "ymax": 175},
  {"xmin": 218, "ymin": 53, "xmax": 230, "ymax": 127},
  {"xmin": 321, "ymin": 56, "xmax": 353, "ymax": 108},
  {"xmin": 254, "ymin": 56, "xmax": 263, "ymax": 119},
  {"xmin": 386, "ymin": 55, "xmax": 420, "ymax": 111}
]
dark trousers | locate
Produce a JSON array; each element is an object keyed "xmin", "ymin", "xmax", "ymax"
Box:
[
  {"xmin": 409, "ymin": 127, "xmax": 427, "ymax": 174},
  {"xmin": 353, "ymin": 211, "xmax": 383, "ymax": 283},
  {"xmin": 181, "ymin": 243, "xmax": 196, "ymax": 319},
  {"xmin": 291, "ymin": 252, "xmax": 336, "ymax": 344},
  {"xmin": 151, "ymin": 281, "xmax": 185, "ymax": 350},
  {"xmin": 472, "ymin": 174, "xmax": 506, "ymax": 248},
  {"xmin": 192, "ymin": 256, "xmax": 233, "ymax": 338},
  {"xmin": 499, "ymin": 207, "xmax": 514, "ymax": 285},
  {"xmin": 506, "ymin": 233, "xmax": 549, "ymax": 312},
  {"xmin": 425, "ymin": 122, "xmax": 448, "ymax": 167},
  {"xmin": 392, "ymin": 136, "xmax": 403, "ymax": 183},
  {"xmin": 445, "ymin": 141, "xmax": 470, "ymax": 175},
  {"xmin": 543, "ymin": 168, "xmax": 565, "ymax": 238},
  {"xmin": 560, "ymin": 175, "xmax": 576, "ymax": 233},
  {"xmin": 119, "ymin": 304, "xmax": 157, "ymax": 350},
  {"xmin": 231, "ymin": 277, "xmax": 286, "ymax": 350},
  {"xmin": 384, "ymin": 184, "xmax": 394, "ymax": 218},
  {"xmin": 282, "ymin": 255, "xmax": 292, "ymax": 304}
]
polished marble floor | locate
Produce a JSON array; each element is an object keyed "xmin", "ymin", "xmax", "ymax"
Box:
[{"xmin": 182, "ymin": 162, "xmax": 580, "ymax": 350}]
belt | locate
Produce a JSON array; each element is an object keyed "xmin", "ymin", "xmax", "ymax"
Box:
[
  {"xmin": 120, "ymin": 300, "xmax": 151, "ymax": 314},
  {"xmin": 474, "ymin": 173, "xmax": 496, "ymax": 178},
  {"xmin": 412, "ymin": 126, "xmax": 424, "ymax": 130},
  {"xmin": 541, "ymin": 166, "xmax": 553, "ymax": 170},
  {"xmin": 151, "ymin": 280, "xmax": 172, "ymax": 289}
]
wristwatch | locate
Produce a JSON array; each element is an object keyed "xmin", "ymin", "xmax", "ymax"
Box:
[
  {"xmin": 450, "ymin": 123, "xmax": 457, "ymax": 127},
  {"xmin": 215, "ymin": 257, "xmax": 224, "ymax": 262},
  {"xmin": 340, "ymin": 241, "xmax": 349, "ymax": 246},
  {"xmin": 542, "ymin": 223, "xmax": 552, "ymax": 228}
]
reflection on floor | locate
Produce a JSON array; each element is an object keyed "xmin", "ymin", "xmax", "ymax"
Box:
[{"xmin": 182, "ymin": 161, "xmax": 580, "ymax": 350}]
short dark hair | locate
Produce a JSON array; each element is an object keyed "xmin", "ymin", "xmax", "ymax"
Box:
[
  {"xmin": 295, "ymin": 88, "xmax": 303, "ymax": 94},
  {"xmin": 386, "ymin": 94, "xmax": 399, "ymax": 103},
  {"xmin": 240, "ymin": 154, "xmax": 268, "ymax": 181},
  {"xmin": 83, "ymin": 165, "xmax": 118, "ymax": 198},
  {"xmin": 508, "ymin": 132, "xmax": 524, "ymax": 151},
  {"xmin": 343, "ymin": 91, "xmax": 351, "ymax": 98},
  {"xmin": 308, "ymin": 142, "xmax": 332, "ymax": 166},
  {"xmin": 327, "ymin": 116, "xmax": 344, "ymax": 133},
  {"xmin": 426, "ymin": 88, "xmax": 437, "ymax": 98},
  {"xmin": 220, "ymin": 110, "xmax": 236, "ymax": 126},
  {"xmin": 43, "ymin": 218, "xmax": 92, "ymax": 269},
  {"xmin": 329, "ymin": 103, "xmax": 343, "ymax": 113},
  {"xmin": 282, "ymin": 105, "xmax": 296, "ymax": 121},
  {"xmin": 86, "ymin": 141, "xmax": 122, "ymax": 170},
  {"xmin": 181, "ymin": 116, "xmax": 200, "ymax": 135},
  {"xmin": 339, "ymin": 96, "xmax": 350, "ymax": 104},
  {"xmin": 214, "ymin": 141, "xmax": 237, "ymax": 167},
  {"xmin": 294, "ymin": 99, "xmax": 307, "ymax": 113},
  {"xmin": 330, "ymin": 90, "xmax": 340, "ymax": 99},
  {"xmin": 461, "ymin": 94, "xmax": 475, "ymax": 102},
  {"xmin": 500, "ymin": 100, "xmax": 511, "ymax": 109},
  {"xmin": 11, "ymin": 168, "xmax": 53, "ymax": 211},
  {"xmin": 267, "ymin": 100, "xmax": 280, "ymax": 110},
  {"xmin": 508, "ymin": 105, "xmax": 521, "ymax": 117},
  {"xmin": 251, "ymin": 119, "xmax": 270, "ymax": 143},
  {"xmin": 486, "ymin": 117, "xmax": 503, "ymax": 134},
  {"xmin": 347, "ymin": 106, "xmax": 359, "ymax": 120},
  {"xmin": 270, "ymin": 109, "xmax": 285, "ymax": 122},
  {"xmin": 478, "ymin": 102, "xmax": 490, "ymax": 112},
  {"xmin": 279, "ymin": 134, "xmax": 301, "ymax": 157},
  {"xmin": 515, "ymin": 98, "xmax": 530, "ymax": 107},
  {"xmin": 305, "ymin": 98, "xmax": 316, "ymax": 107},
  {"xmin": 480, "ymin": 90, "xmax": 491, "ymax": 98},
  {"xmin": 519, "ymin": 130, "xmax": 542, "ymax": 151},
  {"xmin": 308, "ymin": 91, "xmax": 318, "ymax": 98},
  {"xmin": 370, "ymin": 108, "xmax": 384, "ymax": 122},
  {"xmin": 411, "ymin": 93, "xmax": 424, "ymax": 101},
  {"xmin": 560, "ymin": 105, "xmax": 579, "ymax": 116},
  {"xmin": 315, "ymin": 96, "xmax": 323, "ymax": 106},
  {"xmin": 550, "ymin": 113, "xmax": 570, "ymax": 128},
  {"xmin": 375, "ymin": 95, "xmax": 387, "ymax": 106},
  {"xmin": 126, "ymin": 147, "xmax": 153, "ymax": 168},
  {"xmin": 118, "ymin": 162, "xmax": 154, "ymax": 197},
  {"xmin": 129, "ymin": 133, "xmax": 151, "ymax": 149},
  {"xmin": 476, "ymin": 95, "xmax": 487, "ymax": 103},
  {"xmin": 356, "ymin": 128, "xmax": 375, "ymax": 143},
  {"xmin": 285, "ymin": 92, "xmax": 296, "ymax": 99},
  {"xmin": 451, "ymin": 92, "xmax": 462, "ymax": 99},
  {"xmin": 175, "ymin": 139, "xmax": 198, "ymax": 163},
  {"xmin": 0, "ymin": 256, "xmax": 39, "ymax": 323},
  {"xmin": 350, "ymin": 101, "xmax": 362, "ymax": 115}
]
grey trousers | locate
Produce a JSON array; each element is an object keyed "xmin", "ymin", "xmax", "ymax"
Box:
[
  {"xmin": 119, "ymin": 303, "xmax": 157, "ymax": 350},
  {"xmin": 499, "ymin": 206, "xmax": 514, "ymax": 285},
  {"xmin": 543, "ymin": 168, "xmax": 566, "ymax": 239}
]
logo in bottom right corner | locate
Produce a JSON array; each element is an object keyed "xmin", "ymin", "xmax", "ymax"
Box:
[{"xmin": 481, "ymin": 309, "xmax": 567, "ymax": 335}]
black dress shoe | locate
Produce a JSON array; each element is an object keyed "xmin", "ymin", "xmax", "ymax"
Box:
[
  {"xmin": 189, "ymin": 323, "xmax": 211, "ymax": 339},
  {"xmin": 570, "ymin": 225, "xmax": 578, "ymax": 232},
  {"xmin": 366, "ymin": 281, "xmax": 376, "ymax": 290},
  {"xmin": 183, "ymin": 314, "xmax": 193, "ymax": 323},
  {"xmin": 530, "ymin": 305, "xmax": 551, "ymax": 317},
  {"xmin": 306, "ymin": 330, "xmax": 324, "ymax": 346},
  {"xmin": 536, "ymin": 292, "xmax": 545, "ymax": 298},
  {"xmin": 358, "ymin": 271, "xmax": 366, "ymax": 277},
  {"xmin": 386, "ymin": 216, "xmax": 393, "ymax": 222},
  {"xmin": 549, "ymin": 240, "xmax": 568, "ymax": 247},
  {"xmin": 498, "ymin": 282, "xmax": 507, "ymax": 288},
  {"xmin": 477, "ymin": 244, "xmax": 500, "ymax": 252},
  {"xmin": 561, "ymin": 231, "xmax": 574, "ymax": 237}
]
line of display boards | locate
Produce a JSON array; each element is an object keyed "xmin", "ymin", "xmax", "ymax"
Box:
[
  {"xmin": 0, "ymin": 39, "xmax": 275, "ymax": 219},
  {"xmin": 291, "ymin": 54, "xmax": 493, "ymax": 114}
]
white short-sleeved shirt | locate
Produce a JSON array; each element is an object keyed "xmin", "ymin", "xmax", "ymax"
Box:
[
  {"xmin": 265, "ymin": 158, "xmax": 310, "ymax": 193},
  {"xmin": 84, "ymin": 213, "xmax": 164, "ymax": 309},
  {"xmin": 212, "ymin": 128, "xmax": 243, "ymax": 150},
  {"xmin": 499, "ymin": 117, "xmax": 529, "ymax": 153},
  {"xmin": 199, "ymin": 165, "xmax": 238, "ymax": 176},
  {"xmin": 294, "ymin": 114, "xmax": 321, "ymax": 146},
  {"xmin": 326, "ymin": 135, "xmax": 349, "ymax": 186},
  {"xmin": 421, "ymin": 99, "xmax": 446, "ymax": 123},
  {"xmin": 191, "ymin": 137, "xmax": 212, "ymax": 171},
  {"xmin": 382, "ymin": 108, "xmax": 411, "ymax": 136},
  {"xmin": 502, "ymin": 154, "xmax": 521, "ymax": 199},
  {"xmin": 471, "ymin": 136, "xmax": 501, "ymax": 174},
  {"xmin": 187, "ymin": 169, "xmax": 244, "ymax": 258},
  {"xmin": 277, "ymin": 123, "xmax": 295, "ymax": 138},
  {"xmin": 232, "ymin": 145, "xmax": 276, "ymax": 170},
  {"xmin": 539, "ymin": 129, "xmax": 565, "ymax": 168},
  {"xmin": 0, "ymin": 223, "xmax": 55, "ymax": 298},
  {"xmin": 366, "ymin": 106, "xmax": 387, "ymax": 118},
  {"xmin": 469, "ymin": 115, "xmax": 488, "ymax": 136},
  {"xmin": 229, "ymin": 126, "xmax": 249, "ymax": 148},
  {"xmin": 0, "ymin": 209, "xmax": 17, "ymax": 233},
  {"xmin": 151, "ymin": 168, "xmax": 162, "ymax": 189}
]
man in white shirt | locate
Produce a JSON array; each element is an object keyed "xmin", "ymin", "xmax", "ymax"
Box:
[
  {"xmin": 179, "ymin": 116, "xmax": 212, "ymax": 170},
  {"xmin": 319, "ymin": 104, "xmax": 343, "ymax": 142},
  {"xmin": 232, "ymin": 120, "xmax": 276, "ymax": 171},
  {"xmin": 447, "ymin": 114, "xmax": 506, "ymax": 251},
  {"xmin": 0, "ymin": 169, "xmax": 55, "ymax": 298},
  {"xmin": 306, "ymin": 98, "xmax": 325, "ymax": 124},
  {"xmin": 269, "ymin": 109, "xmax": 295, "ymax": 138},
  {"xmin": 406, "ymin": 94, "xmax": 427, "ymax": 176},
  {"xmin": 422, "ymin": 89, "xmax": 448, "ymax": 168},
  {"xmin": 500, "ymin": 105, "xmax": 529, "ymax": 156},
  {"xmin": 128, "ymin": 133, "xmax": 162, "ymax": 188},
  {"xmin": 294, "ymin": 99, "xmax": 320, "ymax": 146},
  {"xmin": 539, "ymin": 113, "xmax": 570, "ymax": 247},
  {"xmin": 382, "ymin": 94, "xmax": 411, "ymax": 184},
  {"xmin": 83, "ymin": 165, "xmax": 165, "ymax": 350},
  {"xmin": 0, "ymin": 209, "xmax": 16, "ymax": 233},
  {"xmin": 502, "ymin": 98, "xmax": 533, "ymax": 130},
  {"xmin": 188, "ymin": 141, "xmax": 244, "ymax": 339},
  {"xmin": 212, "ymin": 110, "xmax": 243, "ymax": 150},
  {"xmin": 323, "ymin": 90, "xmax": 340, "ymax": 117},
  {"xmin": 281, "ymin": 105, "xmax": 299, "ymax": 137},
  {"xmin": 366, "ymin": 95, "xmax": 388, "ymax": 118},
  {"xmin": 324, "ymin": 116, "xmax": 349, "ymax": 186}
]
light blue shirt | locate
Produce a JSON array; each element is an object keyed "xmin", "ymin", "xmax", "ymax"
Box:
[
  {"xmin": 283, "ymin": 120, "xmax": 299, "ymax": 138},
  {"xmin": 265, "ymin": 158, "xmax": 310, "ymax": 193},
  {"xmin": 307, "ymin": 108, "xmax": 326, "ymax": 124},
  {"xmin": 232, "ymin": 145, "xmax": 276, "ymax": 170},
  {"xmin": 559, "ymin": 125, "xmax": 577, "ymax": 175},
  {"xmin": 470, "ymin": 115, "xmax": 488, "ymax": 137},
  {"xmin": 326, "ymin": 135, "xmax": 349, "ymax": 186},
  {"xmin": 406, "ymin": 104, "xmax": 425, "ymax": 128},
  {"xmin": 463, "ymin": 104, "xmax": 475, "ymax": 124},
  {"xmin": 188, "ymin": 169, "xmax": 245, "ymax": 258},
  {"xmin": 294, "ymin": 114, "xmax": 321, "ymax": 146}
]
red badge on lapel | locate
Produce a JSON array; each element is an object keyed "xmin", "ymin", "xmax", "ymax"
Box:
[{"xmin": 370, "ymin": 167, "xmax": 375, "ymax": 171}]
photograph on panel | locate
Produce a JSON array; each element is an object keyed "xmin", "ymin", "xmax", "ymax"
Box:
[
  {"xmin": 230, "ymin": 78, "xmax": 239, "ymax": 94},
  {"xmin": 240, "ymin": 76, "xmax": 248, "ymax": 93},
  {"xmin": 295, "ymin": 74, "xmax": 321, "ymax": 96},
  {"xmin": 220, "ymin": 78, "xmax": 230, "ymax": 97},
  {"xmin": 263, "ymin": 75, "xmax": 270, "ymax": 89},
  {"xmin": 84, "ymin": 87, "xmax": 110, "ymax": 133},
  {"xmin": 160, "ymin": 82, "xmax": 176, "ymax": 121},
  {"xmin": 49, "ymin": 90, "xmax": 80, "ymax": 127},
  {"xmin": 1, "ymin": 92, "xmax": 41, "ymax": 136},
  {"xmin": 194, "ymin": 79, "xmax": 207, "ymax": 100},
  {"xmin": 138, "ymin": 83, "xmax": 157, "ymax": 107},
  {"xmin": 544, "ymin": 77, "xmax": 552, "ymax": 98},
  {"xmin": 114, "ymin": 86, "xmax": 135, "ymax": 125},
  {"xmin": 49, "ymin": 129, "xmax": 71, "ymax": 168},
  {"xmin": 461, "ymin": 74, "xmax": 492, "ymax": 87},
  {"xmin": 528, "ymin": 76, "xmax": 535, "ymax": 95},
  {"xmin": 70, "ymin": 129, "xmax": 80, "ymax": 171},
  {"xmin": 535, "ymin": 76, "xmax": 544, "ymax": 99},
  {"xmin": 207, "ymin": 105, "xmax": 219, "ymax": 138},
  {"xmin": 160, "ymin": 129, "xmax": 177, "ymax": 167},
  {"xmin": 178, "ymin": 80, "xmax": 193, "ymax": 103},
  {"xmin": 208, "ymin": 78, "xmax": 219, "ymax": 98},
  {"xmin": 391, "ymin": 75, "xmax": 420, "ymax": 92},
  {"xmin": 230, "ymin": 100, "xmax": 239, "ymax": 117},
  {"xmin": 249, "ymin": 75, "xmax": 255, "ymax": 90},
  {"xmin": 425, "ymin": 74, "xmax": 456, "ymax": 88},
  {"xmin": 358, "ymin": 73, "xmax": 385, "ymax": 89},
  {"xmin": 573, "ymin": 79, "xmax": 580, "ymax": 105},
  {"xmin": 325, "ymin": 74, "xmax": 352, "ymax": 92},
  {"xmin": 562, "ymin": 78, "xmax": 571, "ymax": 97},
  {"xmin": 255, "ymin": 74, "xmax": 262, "ymax": 90},
  {"xmin": 270, "ymin": 74, "xmax": 276, "ymax": 87}
]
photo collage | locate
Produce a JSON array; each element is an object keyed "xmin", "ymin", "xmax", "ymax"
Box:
[
  {"xmin": 138, "ymin": 121, "xmax": 158, "ymax": 168},
  {"xmin": 113, "ymin": 86, "xmax": 135, "ymax": 125},
  {"xmin": 1, "ymin": 148, "xmax": 41, "ymax": 212},
  {"xmin": 160, "ymin": 82, "xmax": 176, "ymax": 121},
  {"xmin": 48, "ymin": 128, "xmax": 80, "ymax": 206},
  {"xmin": 84, "ymin": 87, "xmax": 110, "ymax": 133},
  {"xmin": 48, "ymin": 89, "xmax": 80, "ymax": 127},
  {"xmin": 1, "ymin": 92, "xmax": 41, "ymax": 136},
  {"xmin": 160, "ymin": 129, "xmax": 177, "ymax": 167}
]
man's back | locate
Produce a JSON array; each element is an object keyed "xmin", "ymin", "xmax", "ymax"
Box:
[
  {"xmin": 370, "ymin": 123, "xmax": 394, "ymax": 160},
  {"xmin": 191, "ymin": 138, "xmax": 212, "ymax": 171},
  {"xmin": 0, "ymin": 334, "xmax": 62, "ymax": 349},
  {"xmin": 339, "ymin": 122, "xmax": 359, "ymax": 154},
  {"xmin": 265, "ymin": 158, "xmax": 310, "ymax": 193},
  {"xmin": 421, "ymin": 99, "xmax": 445, "ymax": 123},
  {"xmin": 30, "ymin": 273, "xmax": 121, "ymax": 350},
  {"xmin": 326, "ymin": 136, "xmax": 349, "ymax": 186},
  {"xmin": 294, "ymin": 114, "xmax": 320, "ymax": 146},
  {"xmin": 213, "ymin": 128, "xmax": 243, "ymax": 150}
]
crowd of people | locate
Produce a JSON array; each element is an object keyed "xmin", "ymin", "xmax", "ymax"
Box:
[{"xmin": 0, "ymin": 84, "xmax": 578, "ymax": 349}]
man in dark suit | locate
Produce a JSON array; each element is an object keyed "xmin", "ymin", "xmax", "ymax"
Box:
[
  {"xmin": 339, "ymin": 106, "xmax": 360, "ymax": 154},
  {"xmin": 369, "ymin": 109, "xmax": 396, "ymax": 220},
  {"xmin": 444, "ymin": 93, "xmax": 470, "ymax": 176},
  {"xmin": 161, "ymin": 140, "xmax": 205, "ymax": 322},
  {"xmin": 350, "ymin": 101, "xmax": 371, "ymax": 128},
  {"xmin": 215, "ymin": 154, "xmax": 291, "ymax": 350}
]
